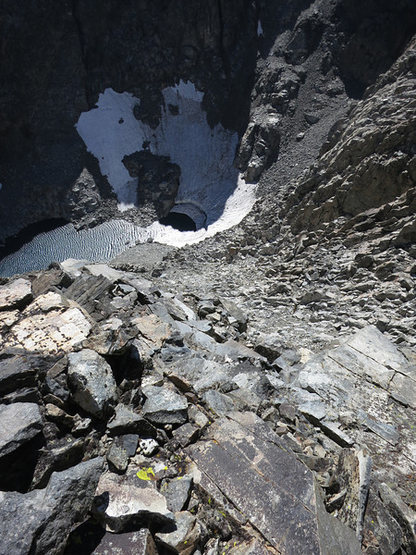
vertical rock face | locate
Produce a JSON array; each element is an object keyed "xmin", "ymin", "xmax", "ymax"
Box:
[{"xmin": 0, "ymin": 0, "xmax": 257, "ymax": 242}]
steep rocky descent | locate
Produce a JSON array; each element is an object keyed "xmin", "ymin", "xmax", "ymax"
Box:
[{"xmin": 0, "ymin": 262, "xmax": 415, "ymax": 553}]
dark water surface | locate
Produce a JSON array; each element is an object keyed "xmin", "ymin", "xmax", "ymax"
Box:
[{"xmin": 0, "ymin": 220, "xmax": 147, "ymax": 277}]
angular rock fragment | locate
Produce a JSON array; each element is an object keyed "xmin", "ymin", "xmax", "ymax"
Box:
[
  {"xmin": 142, "ymin": 386, "xmax": 188, "ymax": 426},
  {"xmin": 0, "ymin": 457, "xmax": 103, "ymax": 555},
  {"xmin": 107, "ymin": 404, "xmax": 157, "ymax": 437},
  {"xmin": 0, "ymin": 402, "xmax": 42, "ymax": 458},
  {"xmin": 156, "ymin": 511, "xmax": 201, "ymax": 554},
  {"xmin": 187, "ymin": 412, "xmax": 361, "ymax": 554},
  {"xmin": 0, "ymin": 278, "xmax": 32, "ymax": 311},
  {"xmin": 0, "ymin": 353, "xmax": 38, "ymax": 395},
  {"xmin": 94, "ymin": 471, "xmax": 174, "ymax": 532},
  {"xmin": 161, "ymin": 476, "xmax": 193, "ymax": 512},
  {"xmin": 68, "ymin": 349, "xmax": 117, "ymax": 418}
]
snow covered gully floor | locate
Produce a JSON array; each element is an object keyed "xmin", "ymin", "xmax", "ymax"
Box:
[
  {"xmin": 0, "ymin": 82, "xmax": 256, "ymax": 276},
  {"xmin": 76, "ymin": 81, "xmax": 256, "ymax": 246}
]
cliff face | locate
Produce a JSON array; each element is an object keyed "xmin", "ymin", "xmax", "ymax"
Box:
[
  {"xmin": 0, "ymin": 0, "xmax": 257, "ymax": 242},
  {"xmin": 1, "ymin": 0, "xmax": 416, "ymax": 246}
]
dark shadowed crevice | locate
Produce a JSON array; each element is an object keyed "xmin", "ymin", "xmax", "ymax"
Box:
[{"xmin": 159, "ymin": 213, "xmax": 197, "ymax": 232}]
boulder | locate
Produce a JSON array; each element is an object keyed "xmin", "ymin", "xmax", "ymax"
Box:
[
  {"xmin": 93, "ymin": 471, "xmax": 174, "ymax": 532},
  {"xmin": 0, "ymin": 457, "xmax": 103, "ymax": 555},
  {"xmin": 142, "ymin": 386, "xmax": 188, "ymax": 426},
  {"xmin": 68, "ymin": 349, "xmax": 117, "ymax": 419},
  {"xmin": 107, "ymin": 404, "xmax": 157, "ymax": 437},
  {"xmin": 0, "ymin": 402, "xmax": 42, "ymax": 458}
]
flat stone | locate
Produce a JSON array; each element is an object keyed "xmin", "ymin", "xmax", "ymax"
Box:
[
  {"xmin": 142, "ymin": 386, "xmax": 188, "ymax": 426},
  {"xmin": 0, "ymin": 402, "xmax": 42, "ymax": 458},
  {"xmin": 68, "ymin": 349, "xmax": 117, "ymax": 419},
  {"xmin": 2, "ymin": 305, "xmax": 92, "ymax": 354},
  {"xmin": 160, "ymin": 476, "xmax": 193, "ymax": 512},
  {"xmin": 0, "ymin": 278, "xmax": 32, "ymax": 311},
  {"xmin": 107, "ymin": 404, "xmax": 157, "ymax": 437},
  {"xmin": 85, "ymin": 264, "xmax": 124, "ymax": 282},
  {"xmin": 356, "ymin": 410, "xmax": 400, "ymax": 444},
  {"xmin": 93, "ymin": 529, "xmax": 157, "ymax": 555},
  {"xmin": 0, "ymin": 457, "xmax": 103, "ymax": 555},
  {"xmin": 299, "ymin": 401, "xmax": 327, "ymax": 423},
  {"xmin": 187, "ymin": 412, "xmax": 361, "ymax": 554},
  {"xmin": 93, "ymin": 471, "xmax": 174, "ymax": 533},
  {"xmin": 347, "ymin": 325, "xmax": 407, "ymax": 372}
]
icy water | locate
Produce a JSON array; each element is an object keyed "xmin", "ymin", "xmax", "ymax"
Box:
[{"xmin": 0, "ymin": 220, "xmax": 144, "ymax": 277}]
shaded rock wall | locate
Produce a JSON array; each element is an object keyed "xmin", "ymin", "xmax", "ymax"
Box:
[{"xmin": 0, "ymin": 0, "xmax": 257, "ymax": 242}]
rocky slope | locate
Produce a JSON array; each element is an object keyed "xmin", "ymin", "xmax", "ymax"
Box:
[
  {"xmin": 0, "ymin": 262, "xmax": 415, "ymax": 554},
  {"xmin": 1, "ymin": 1, "xmax": 416, "ymax": 554}
]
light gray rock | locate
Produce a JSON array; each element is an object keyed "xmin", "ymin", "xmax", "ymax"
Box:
[
  {"xmin": 0, "ymin": 278, "xmax": 32, "ymax": 310},
  {"xmin": 94, "ymin": 471, "xmax": 174, "ymax": 532},
  {"xmin": 0, "ymin": 402, "xmax": 42, "ymax": 458},
  {"xmin": 0, "ymin": 457, "xmax": 103, "ymax": 555},
  {"xmin": 68, "ymin": 349, "xmax": 117, "ymax": 418},
  {"xmin": 107, "ymin": 404, "xmax": 157, "ymax": 437},
  {"xmin": 161, "ymin": 476, "xmax": 193, "ymax": 512},
  {"xmin": 142, "ymin": 386, "xmax": 188, "ymax": 426}
]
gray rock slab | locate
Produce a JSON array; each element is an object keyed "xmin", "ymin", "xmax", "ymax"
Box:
[
  {"xmin": 0, "ymin": 457, "xmax": 103, "ymax": 555},
  {"xmin": 347, "ymin": 325, "xmax": 407, "ymax": 372},
  {"xmin": 110, "ymin": 242, "xmax": 175, "ymax": 272},
  {"xmin": 186, "ymin": 412, "xmax": 361, "ymax": 554},
  {"xmin": 107, "ymin": 404, "xmax": 157, "ymax": 437},
  {"xmin": 389, "ymin": 372, "xmax": 416, "ymax": 410},
  {"xmin": 93, "ymin": 529, "xmax": 157, "ymax": 555},
  {"xmin": 0, "ymin": 402, "xmax": 42, "ymax": 458},
  {"xmin": 94, "ymin": 471, "xmax": 174, "ymax": 532},
  {"xmin": 142, "ymin": 386, "xmax": 188, "ymax": 426},
  {"xmin": 161, "ymin": 476, "xmax": 193, "ymax": 512},
  {"xmin": 68, "ymin": 349, "xmax": 117, "ymax": 418},
  {"xmin": 0, "ymin": 278, "xmax": 32, "ymax": 310}
]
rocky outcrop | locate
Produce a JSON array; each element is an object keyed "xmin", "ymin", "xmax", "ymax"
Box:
[{"xmin": 284, "ymin": 35, "xmax": 416, "ymax": 241}]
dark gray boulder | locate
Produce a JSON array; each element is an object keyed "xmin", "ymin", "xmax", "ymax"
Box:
[{"xmin": 0, "ymin": 457, "xmax": 103, "ymax": 555}]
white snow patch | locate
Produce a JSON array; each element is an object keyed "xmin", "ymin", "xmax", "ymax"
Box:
[{"xmin": 75, "ymin": 80, "xmax": 257, "ymax": 247}]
